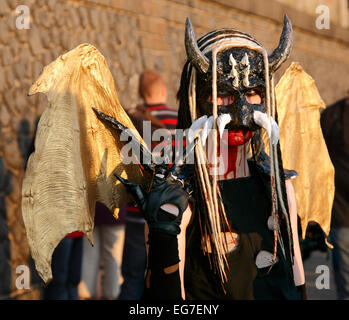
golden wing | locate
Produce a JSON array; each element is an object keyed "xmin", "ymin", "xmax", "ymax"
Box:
[
  {"xmin": 275, "ymin": 62, "xmax": 335, "ymax": 241},
  {"xmin": 22, "ymin": 44, "xmax": 149, "ymax": 283}
]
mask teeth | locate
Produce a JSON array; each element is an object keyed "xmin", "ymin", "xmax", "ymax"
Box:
[
  {"xmin": 201, "ymin": 116, "xmax": 214, "ymax": 147},
  {"xmin": 217, "ymin": 113, "xmax": 232, "ymax": 139},
  {"xmin": 253, "ymin": 110, "xmax": 279, "ymax": 145},
  {"xmin": 187, "ymin": 115, "xmax": 207, "ymax": 143}
]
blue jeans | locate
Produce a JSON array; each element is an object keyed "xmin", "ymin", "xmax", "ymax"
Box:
[
  {"xmin": 44, "ymin": 237, "xmax": 83, "ymax": 300},
  {"xmin": 118, "ymin": 220, "xmax": 147, "ymax": 300},
  {"xmin": 330, "ymin": 228, "xmax": 349, "ymax": 300}
]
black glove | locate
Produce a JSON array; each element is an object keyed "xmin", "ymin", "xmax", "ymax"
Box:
[
  {"xmin": 115, "ymin": 163, "xmax": 193, "ymax": 236},
  {"xmin": 144, "ymin": 173, "xmax": 189, "ymax": 235}
]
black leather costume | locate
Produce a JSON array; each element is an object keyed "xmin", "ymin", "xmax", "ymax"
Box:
[{"xmin": 185, "ymin": 161, "xmax": 300, "ymax": 300}]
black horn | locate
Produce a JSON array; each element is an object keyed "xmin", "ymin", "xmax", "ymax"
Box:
[
  {"xmin": 185, "ymin": 18, "xmax": 210, "ymax": 74},
  {"xmin": 268, "ymin": 15, "xmax": 293, "ymax": 73}
]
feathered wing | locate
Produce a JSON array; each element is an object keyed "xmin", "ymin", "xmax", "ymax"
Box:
[
  {"xmin": 275, "ymin": 62, "xmax": 335, "ymax": 241},
  {"xmin": 22, "ymin": 44, "xmax": 148, "ymax": 283}
]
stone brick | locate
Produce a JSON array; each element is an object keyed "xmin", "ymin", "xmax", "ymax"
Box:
[
  {"xmin": 89, "ymin": 8, "xmax": 100, "ymax": 29},
  {"xmin": 40, "ymin": 30, "xmax": 51, "ymax": 49},
  {"xmin": 126, "ymin": 36, "xmax": 138, "ymax": 58},
  {"xmin": 42, "ymin": 50, "xmax": 53, "ymax": 66},
  {"xmin": 78, "ymin": 6, "xmax": 89, "ymax": 29},
  {"xmin": 17, "ymin": 47, "xmax": 33, "ymax": 78},
  {"xmin": 140, "ymin": 33, "xmax": 169, "ymax": 51},
  {"xmin": 0, "ymin": 0, "xmax": 10, "ymax": 17},
  {"xmin": 7, "ymin": 0, "xmax": 19, "ymax": 10},
  {"xmin": 10, "ymin": 38, "xmax": 20, "ymax": 59},
  {"xmin": 99, "ymin": 10, "xmax": 110, "ymax": 33},
  {"xmin": 0, "ymin": 66, "xmax": 5, "ymax": 91},
  {"xmin": 3, "ymin": 138, "xmax": 22, "ymax": 169},
  {"xmin": 14, "ymin": 92, "xmax": 27, "ymax": 113},
  {"xmin": 5, "ymin": 68, "xmax": 15, "ymax": 88},
  {"xmin": 2, "ymin": 47, "xmax": 13, "ymax": 66},
  {"xmin": 66, "ymin": 7, "xmax": 81, "ymax": 29},
  {"xmin": 154, "ymin": 55, "xmax": 165, "ymax": 72},
  {"xmin": 29, "ymin": 27, "xmax": 44, "ymax": 56},
  {"xmin": 129, "ymin": 73, "xmax": 139, "ymax": 90},
  {"xmin": 5, "ymin": 10, "xmax": 16, "ymax": 32},
  {"xmin": 77, "ymin": 28, "xmax": 90, "ymax": 45},
  {"xmin": 15, "ymin": 27, "xmax": 29, "ymax": 43},
  {"xmin": 37, "ymin": 0, "xmax": 48, "ymax": 8},
  {"xmin": 0, "ymin": 21, "xmax": 10, "ymax": 45},
  {"xmin": 4, "ymin": 89, "xmax": 14, "ymax": 111},
  {"xmin": 113, "ymin": 66, "xmax": 126, "ymax": 92},
  {"xmin": 7, "ymin": 172, "xmax": 22, "ymax": 203},
  {"xmin": 33, "ymin": 60, "xmax": 43, "ymax": 81},
  {"xmin": 142, "ymin": 1, "xmax": 168, "ymax": 19},
  {"xmin": 134, "ymin": 49, "xmax": 144, "ymax": 73},
  {"xmin": 49, "ymin": 26, "xmax": 61, "ymax": 46},
  {"xmin": 47, "ymin": 0, "xmax": 56, "ymax": 11},
  {"xmin": 138, "ymin": 16, "xmax": 168, "ymax": 36},
  {"xmin": 0, "ymin": 105, "xmax": 11, "ymax": 127},
  {"xmin": 38, "ymin": 8, "xmax": 54, "ymax": 29},
  {"xmin": 60, "ymin": 29, "xmax": 70, "ymax": 50},
  {"xmin": 54, "ymin": 2, "xmax": 66, "ymax": 27},
  {"xmin": 51, "ymin": 47, "xmax": 63, "ymax": 63}
]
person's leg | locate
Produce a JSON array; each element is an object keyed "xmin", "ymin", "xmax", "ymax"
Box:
[
  {"xmin": 118, "ymin": 221, "xmax": 147, "ymax": 300},
  {"xmin": 78, "ymin": 227, "xmax": 101, "ymax": 299},
  {"xmin": 330, "ymin": 227, "xmax": 349, "ymax": 300},
  {"xmin": 100, "ymin": 224, "xmax": 125, "ymax": 299},
  {"xmin": 67, "ymin": 236, "xmax": 83, "ymax": 299},
  {"xmin": 43, "ymin": 238, "xmax": 72, "ymax": 300}
]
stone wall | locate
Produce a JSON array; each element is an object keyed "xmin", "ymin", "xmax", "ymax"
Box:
[{"xmin": 0, "ymin": 0, "xmax": 348, "ymax": 299}]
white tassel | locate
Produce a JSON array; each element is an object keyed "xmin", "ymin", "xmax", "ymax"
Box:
[
  {"xmin": 253, "ymin": 111, "xmax": 279, "ymax": 145},
  {"xmin": 217, "ymin": 113, "xmax": 232, "ymax": 139},
  {"xmin": 187, "ymin": 115, "xmax": 207, "ymax": 143},
  {"xmin": 201, "ymin": 116, "xmax": 214, "ymax": 147}
]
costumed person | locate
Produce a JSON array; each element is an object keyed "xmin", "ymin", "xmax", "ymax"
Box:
[
  {"xmin": 115, "ymin": 16, "xmax": 306, "ymax": 300},
  {"xmin": 320, "ymin": 89, "xmax": 349, "ymax": 300},
  {"xmin": 22, "ymin": 16, "xmax": 334, "ymax": 302},
  {"xmin": 118, "ymin": 70, "xmax": 178, "ymax": 300}
]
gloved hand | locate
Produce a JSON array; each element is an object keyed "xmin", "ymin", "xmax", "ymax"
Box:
[{"xmin": 115, "ymin": 163, "xmax": 193, "ymax": 236}]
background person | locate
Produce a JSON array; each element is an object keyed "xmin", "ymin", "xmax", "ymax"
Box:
[
  {"xmin": 320, "ymin": 89, "xmax": 349, "ymax": 300},
  {"xmin": 78, "ymin": 202, "xmax": 125, "ymax": 299},
  {"xmin": 118, "ymin": 70, "xmax": 178, "ymax": 300}
]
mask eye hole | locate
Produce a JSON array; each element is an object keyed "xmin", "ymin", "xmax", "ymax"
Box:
[
  {"xmin": 208, "ymin": 95, "xmax": 234, "ymax": 106},
  {"xmin": 245, "ymin": 89, "xmax": 262, "ymax": 105}
]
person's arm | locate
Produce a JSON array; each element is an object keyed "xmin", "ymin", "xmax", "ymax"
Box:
[
  {"xmin": 176, "ymin": 206, "xmax": 192, "ymax": 299},
  {"xmin": 285, "ymin": 180, "xmax": 307, "ymax": 299},
  {"xmin": 136, "ymin": 168, "xmax": 191, "ymax": 301},
  {"xmin": 116, "ymin": 161, "xmax": 193, "ymax": 300},
  {"xmin": 144, "ymin": 205, "xmax": 192, "ymax": 300}
]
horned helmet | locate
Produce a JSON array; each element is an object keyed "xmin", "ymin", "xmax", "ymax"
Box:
[{"xmin": 179, "ymin": 15, "xmax": 293, "ymax": 137}]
